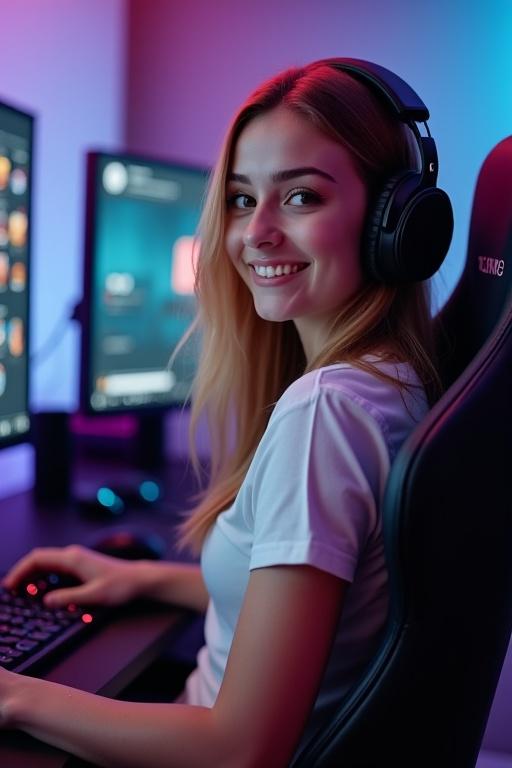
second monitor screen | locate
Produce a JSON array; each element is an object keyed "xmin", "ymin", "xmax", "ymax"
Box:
[{"xmin": 82, "ymin": 152, "xmax": 209, "ymax": 413}]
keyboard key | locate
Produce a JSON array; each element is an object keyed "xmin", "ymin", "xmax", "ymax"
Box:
[
  {"xmin": 0, "ymin": 648, "xmax": 23, "ymax": 658},
  {"xmin": 16, "ymin": 640, "xmax": 39, "ymax": 652},
  {"xmin": 39, "ymin": 624, "xmax": 62, "ymax": 634}
]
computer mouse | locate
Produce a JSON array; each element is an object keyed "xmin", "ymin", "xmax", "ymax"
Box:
[{"xmin": 90, "ymin": 529, "xmax": 167, "ymax": 561}]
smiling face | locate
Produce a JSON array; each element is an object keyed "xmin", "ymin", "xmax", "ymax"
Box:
[{"xmin": 225, "ymin": 106, "xmax": 368, "ymax": 361}]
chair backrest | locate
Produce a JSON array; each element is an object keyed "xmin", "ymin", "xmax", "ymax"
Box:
[{"xmin": 292, "ymin": 137, "xmax": 512, "ymax": 767}]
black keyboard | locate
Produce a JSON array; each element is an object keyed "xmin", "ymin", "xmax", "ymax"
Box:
[{"xmin": 0, "ymin": 574, "xmax": 103, "ymax": 674}]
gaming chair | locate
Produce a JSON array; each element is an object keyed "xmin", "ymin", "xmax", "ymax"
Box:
[{"xmin": 291, "ymin": 136, "xmax": 512, "ymax": 768}]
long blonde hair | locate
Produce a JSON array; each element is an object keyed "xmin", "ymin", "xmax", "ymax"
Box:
[{"xmin": 179, "ymin": 59, "xmax": 442, "ymax": 552}]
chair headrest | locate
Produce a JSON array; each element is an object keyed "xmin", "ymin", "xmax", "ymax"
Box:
[{"xmin": 437, "ymin": 135, "xmax": 512, "ymax": 383}]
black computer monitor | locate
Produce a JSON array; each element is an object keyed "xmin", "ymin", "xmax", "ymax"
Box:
[
  {"xmin": 79, "ymin": 151, "xmax": 209, "ymax": 417},
  {"xmin": 0, "ymin": 99, "xmax": 33, "ymax": 448}
]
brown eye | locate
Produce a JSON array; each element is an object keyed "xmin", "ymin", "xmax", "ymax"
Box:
[
  {"xmin": 286, "ymin": 188, "xmax": 323, "ymax": 206},
  {"xmin": 227, "ymin": 193, "xmax": 255, "ymax": 209}
]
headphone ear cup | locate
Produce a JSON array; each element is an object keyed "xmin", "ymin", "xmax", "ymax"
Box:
[
  {"xmin": 363, "ymin": 172, "xmax": 454, "ymax": 283},
  {"xmin": 363, "ymin": 173, "xmax": 408, "ymax": 282}
]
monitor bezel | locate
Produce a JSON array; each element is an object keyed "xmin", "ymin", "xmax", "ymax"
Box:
[
  {"xmin": 0, "ymin": 97, "xmax": 34, "ymax": 449},
  {"xmin": 79, "ymin": 148, "xmax": 209, "ymax": 417}
]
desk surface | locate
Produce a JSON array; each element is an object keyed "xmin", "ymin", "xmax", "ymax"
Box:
[{"xmin": 0, "ymin": 458, "xmax": 201, "ymax": 767}]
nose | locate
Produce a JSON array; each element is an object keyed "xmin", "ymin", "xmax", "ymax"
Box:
[{"xmin": 242, "ymin": 206, "xmax": 283, "ymax": 250}]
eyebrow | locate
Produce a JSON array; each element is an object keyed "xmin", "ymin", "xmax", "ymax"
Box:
[{"xmin": 227, "ymin": 166, "xmax": 337, "ymax": 184}]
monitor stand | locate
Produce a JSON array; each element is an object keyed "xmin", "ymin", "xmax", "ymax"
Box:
[{"xmin": 136, "ymin": 411, "xmax": 165, "ymax": 472}]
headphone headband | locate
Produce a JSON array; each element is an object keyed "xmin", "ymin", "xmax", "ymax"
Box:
[{"xmin": 321, "ymin": 57, "xmax": 430, "ymax": 122}]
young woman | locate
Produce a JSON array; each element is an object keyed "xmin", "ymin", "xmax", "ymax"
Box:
[{"xmin": 0, "ymin": 59, "xmax": 446, "ymax": 767}]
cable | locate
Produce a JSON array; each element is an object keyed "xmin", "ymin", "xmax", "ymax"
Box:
[{"xmin": 29, "ymin": 301, "xmax": 79, "ymax": 366}]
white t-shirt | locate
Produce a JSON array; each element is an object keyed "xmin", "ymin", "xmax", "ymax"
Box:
[{"xmin": 182, "ymin": 360, "xmax": 429, "ymax": 743}]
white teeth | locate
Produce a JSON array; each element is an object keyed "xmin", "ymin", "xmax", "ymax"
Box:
[{"xmin": 253, "ymin": 264, "xmax": 304, "ymax": 278}]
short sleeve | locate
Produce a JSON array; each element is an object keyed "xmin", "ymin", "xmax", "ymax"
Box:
[{"xmin": 247, "ymin": 390, "xmax": 391, "ymax": 582}]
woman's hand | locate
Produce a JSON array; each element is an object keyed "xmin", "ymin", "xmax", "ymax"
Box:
[{"xmin": 2, "ymin": 545, "xmax": 144, "ymax": 608}]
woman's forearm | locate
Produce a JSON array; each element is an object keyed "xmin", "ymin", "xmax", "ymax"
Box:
[
  {"xmin": 6, "ymin": 675, "xmax": 232, "ymax": 768},
  {"xmin": 134, "ymin": 560, "xmax": 209, "ymax": 613}
]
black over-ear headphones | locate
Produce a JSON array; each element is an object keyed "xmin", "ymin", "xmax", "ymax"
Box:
[{"xmin": 322, "ymin": 58, "xmax": 454, "ymax": 283}]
